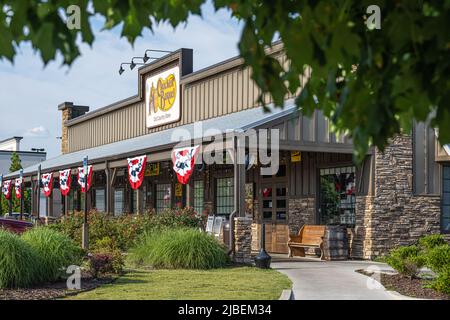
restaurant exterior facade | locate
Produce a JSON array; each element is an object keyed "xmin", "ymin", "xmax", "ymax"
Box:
[{"xmin": 4, "ymin": 42, "xmax": 450, "ymax": 261}]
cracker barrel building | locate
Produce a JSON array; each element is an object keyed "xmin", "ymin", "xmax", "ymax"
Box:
[{"xmin": 4, "ymin": 41, "xmax": 450, "ymax": 261}]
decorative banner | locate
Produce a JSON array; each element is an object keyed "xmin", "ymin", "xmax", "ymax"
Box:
[
  {"xmin": 59, "ymin": 169, "xmax": 72, "ymax": 196},
  {"xmin": 41, "ymin": 173, "xmax": 53, "ymax": 198},
  {"xmin": 77, "ymin": 165, "xmax": 93, "ymax": 193},
  {"xmin": 2, "ymin": 180, "xmax": 12, "ymax": 200},
  {"xmin": 172, "ymin": 146, "xmax": 200, "ymax": 185},
  {"xmin": 14, "ymin": 178, "xmax": 22, "ymax": 199},
  {"xmin": 145, "ymin": 65, "xmax": 181, "ymax": 128},
  {"xmin": 127, "ymin": 155, "xmax": 147, "ymax": 190}
]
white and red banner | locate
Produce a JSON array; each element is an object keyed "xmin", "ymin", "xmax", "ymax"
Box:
[
  {"xmin": 172, "ymin": 146, "xmax": 200, "ymax": 185},
  {"xmin": 41, "ymin": 173, "xmax": 53, "ymax": 198},
  {"xmin": 2, "ymin": 180, "xmax": 12, "ymax": 200},
  {"xmin": 127, "ymin": 155, "xmax": 147, "ymax": 190},
  {"xmin": 78, "ymin": 165, "xmax": 93, "ymax": 193},
  {"xmin": 59, "ymin": 169, "xmax": 72, "ymax": 196},
  {"xmin": 14, "ymin": 178, "xmax": 22, "ymax": 199}
]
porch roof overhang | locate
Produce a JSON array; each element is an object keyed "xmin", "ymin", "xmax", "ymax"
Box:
[{"xmin": 4, "ymin": 100, "xmax": 300, "ymax": 179}]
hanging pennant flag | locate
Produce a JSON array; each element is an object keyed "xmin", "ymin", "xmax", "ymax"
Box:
[
  {"xmin": 172, "ymin": 146, "xmax": 200, "ymax": 185},
  {"xmin": 59, "ymin": 169, "xmax": 72, "ymax": 196},
  {"xmin": 14, "ymin": 178, "xmax": 22, "ymax": 199},
  {"xmin": 127, "ymin": 155, "xmax": 147, "ymax": 190},
  {"xmin": 41, "ymin": 173, "xmax": 53, "ymax": 198},
  {"xmin": 2, "ymin": 180, "xmax": 12, "ymax": 200},
  {"xmin": 77, "ymin": 165, "xmax": 93, "ymax": 193}
]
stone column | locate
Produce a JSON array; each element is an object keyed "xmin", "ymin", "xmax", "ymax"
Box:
[{"xmin": 234, "ymin": 216, "xmax": 252, "ymax": 264}]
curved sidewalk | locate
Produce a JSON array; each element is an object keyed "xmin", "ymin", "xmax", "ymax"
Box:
[{"xmin": 271, "ymin": 257, "xmax": 407, "ymax": 300}]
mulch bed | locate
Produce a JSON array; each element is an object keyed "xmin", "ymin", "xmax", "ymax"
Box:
[
  {"xmin": 357, "ymin": 269, "xmax": 449, "ymax": 300},
  {"xmin": 0, "ymin": 273, "xmax": 114, "ymax": 300}
]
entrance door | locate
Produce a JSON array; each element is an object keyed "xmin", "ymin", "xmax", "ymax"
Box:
[{"xmin": 260, "ymin": 183, "xmax": 289, "ymax": 253}]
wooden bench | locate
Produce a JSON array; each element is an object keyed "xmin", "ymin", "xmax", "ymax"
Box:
[{"xmin": 288, "ymin": 225, "xmax": 326, "ymax": 260}]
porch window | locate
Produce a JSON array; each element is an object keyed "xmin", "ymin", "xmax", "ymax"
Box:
[
  {"xmin": 193, "ymin": 180, "xmax": 204, "ymax": 214},
  {"xmin": 442, "ymin": 165, "xmax": 450, "ymax": 233},
  {"xmin": 94, "ymin": 188, "xmax": 106, "ymax": 212},
  {"xmin": 156, "ymin": 183, "xmax": 171, "ymax": 213},
  {"xmin": 319, "ymin": 166, "xmax": 356, "ymax": 226},
  {"xmin": 114, "ymin": 189, "xmax": 124, "ymax": 216},
  {"xmin": 216, "ymin": 177, "xmax": 234, "ymax": 215}
]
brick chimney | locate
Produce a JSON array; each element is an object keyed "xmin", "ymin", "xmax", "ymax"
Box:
[{"xmin": 58, "ymin": 102, "xmax": 89, "ymax": 154}]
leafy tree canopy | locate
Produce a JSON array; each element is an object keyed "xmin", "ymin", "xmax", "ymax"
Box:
[{"xmin": 1, "ymin": 0, "xmax": 449, "ymax": 161}]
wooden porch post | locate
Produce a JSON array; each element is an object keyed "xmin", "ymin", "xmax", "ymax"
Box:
[{"xmin": 105, "ymin": 162, "xmax": 111, "ymax": 214}]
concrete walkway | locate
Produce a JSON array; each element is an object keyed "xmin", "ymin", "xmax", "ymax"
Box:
[{"xmin": 271, "ymin": 256, "xmax": 408, "ymax": 300}]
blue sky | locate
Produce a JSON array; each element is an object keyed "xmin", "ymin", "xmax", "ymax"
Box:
[{"xmin": 0, "ymin": 2, "xmax": 242, "ymax": 159}]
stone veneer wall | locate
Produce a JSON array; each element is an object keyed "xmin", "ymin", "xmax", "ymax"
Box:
[
  {"xmin": 353, "ymin": 135, "xmax": 442, "ymax": 259},
  {"xmin": 288, "ymin": 197, "xmax": 316, "ymax": 234},
  {"xmin": 234, "ymin": 217, "xmax": 253, "ymax": 264}
]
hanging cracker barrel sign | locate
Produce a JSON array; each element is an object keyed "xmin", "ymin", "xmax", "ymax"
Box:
[{"xmin": 145, "ymin": 66, "xmax": 180, "ymax": 128}]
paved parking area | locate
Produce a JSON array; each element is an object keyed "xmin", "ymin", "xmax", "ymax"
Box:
[{"xmin": 271, "ymin": 256, "xmax": 405, "ymax": 300}]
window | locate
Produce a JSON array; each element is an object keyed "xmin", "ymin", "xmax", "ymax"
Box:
[
  {"xmin": 94, "ymin": 188, "xmax": 106, "ymax": 212},
  {"xmin": 193, "ymin": 180, "xmax": 204, "ymax": 214},
  {"xmin": 442, "ymin": 165, "xmax": 450, "ymax": 233},
  {"xmin": 319, "ymin": 166, "xmax": 356, "ymax": 226},
  {"xmin": 114, "ymin": 189, "xmax": 124, "ymax": 216},
  {"xmin": 156, "ymin": 183, "xmax": 171, "ymax": 213},
  {"xmin": 261, "ymin": 185, "xmax": 287, "ymax": 221},
  {"xmin": 216, "ymin": 177, "xmax": 234, "ymax": 215}
]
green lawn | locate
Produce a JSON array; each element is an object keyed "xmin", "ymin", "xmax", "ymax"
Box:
[{"xmin": 67, "ymin": 267, "xmax": 291, "ymax": 300}]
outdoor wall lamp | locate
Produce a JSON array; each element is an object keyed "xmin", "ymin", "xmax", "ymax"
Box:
[
  {"xmin": 130, "ymin": 57, "xmax": 146, "ymax": 70},
  {"xmin": 119, "ymin": 63, "xmax": 133, "ymax": 75},
  {"xmin": 143, "ymin": 49, "xmax": 172, "ymax": 62}
]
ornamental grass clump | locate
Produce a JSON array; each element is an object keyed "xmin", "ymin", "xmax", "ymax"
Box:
[
  {"xmin": 0, "ymin": 230, "xmax": 40, "ymax": 288},
  {"xmin": 128, "ymin": 228, "xmax": 229, "ymax": 269},
  {"xmin": 22, "ymin": 227, "xmax": 83, "ymax": 282}
]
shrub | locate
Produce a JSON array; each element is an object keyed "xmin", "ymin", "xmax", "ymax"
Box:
[
  {"xmin": 418, "ymin": 234, "xmax": 447, "ymax": 251},
  {"xmin": 22, "ymin": 227, "xmax": 83, "ymax": 282},
  {"xmin": 89, "ymin": 237, "xmax": 124, "ymax": 276},
  {"xmin": 425, "ymin": 245, "xmax": 450, "ymax": 274},
  {"xmin": 87, "ymin": 253, "xmax": 121, "ymax": 278},
  {"xmin": 0, "ymin": 230, "xmax": 40, "ymax": 288},
  {"xmin": 128, "ymin": 228, "xmax": 229, "ymax": 269},
  {"xmin": 428, "ymin": 269, "xmax": 450, "ymax": 295},
  {"xmin": 385, "ymin": 245, "xmax": 425, "ymax": 278},
  {"xmin": 50, "ymin": 208, "xmax": 207, "ymax": 251}
]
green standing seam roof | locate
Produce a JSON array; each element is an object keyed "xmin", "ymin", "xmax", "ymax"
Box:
[{"xmin": 4, "ymin": 101, "xmax": 298, "ymax": 179}]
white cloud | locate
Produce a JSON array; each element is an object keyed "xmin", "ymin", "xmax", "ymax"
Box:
[
  {"xmin": 24, "ymin": 126, "xmax": 50, "ymax": 138},
  {"xmin": 0, "ymin": 1, "xmax": 243, "ymax": 158}
]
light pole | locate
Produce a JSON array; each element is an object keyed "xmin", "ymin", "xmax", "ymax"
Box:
[
  {"xmin": 82, "ymin": 156, "xmax": 89, "ymax": 250},
  {"xmin": 19, "ymin": 169, "xmax": 23, "ymax": 220},
  {"xmin": 37, "ymin": 165, "xmax": 41, "ymax": 221}
]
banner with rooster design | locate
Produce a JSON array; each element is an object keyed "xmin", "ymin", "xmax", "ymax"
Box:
[
  {"xmin": 77, "ymin": 165, "xmax": 93, "ymax": 193},
  {"xmin": 171, "ymin": 146, "xmax": 200, "ymax": 185},
  {"xmin": 41, "ymin": 173, "xmax": 53, "ymax": 197},
  {"xmin": 59, "ymin": 169, "xmax": 72, "ymax": 196},
  {"xmin": 127, "ymin": 155, "xmax": 147, "ymax": 190}
]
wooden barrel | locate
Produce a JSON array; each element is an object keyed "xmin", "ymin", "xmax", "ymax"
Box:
[{"xmin": 323, "ymin": 225, "xmax": 349, "ymax": 260}]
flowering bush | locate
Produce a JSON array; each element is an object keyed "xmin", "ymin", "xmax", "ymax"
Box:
[{"xmin": 49, "ymin": 207, "xmax": 206, "ymax": 251}]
